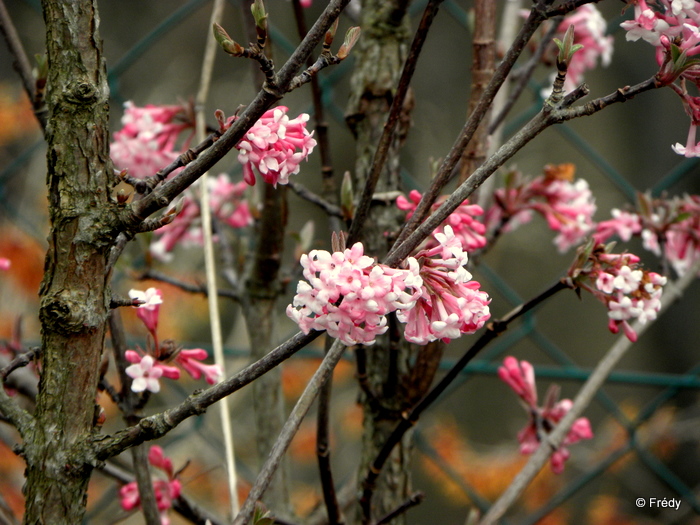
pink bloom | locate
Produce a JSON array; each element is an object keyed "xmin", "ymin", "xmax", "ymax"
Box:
[
  {"xmin": 288, "ymin": 227, "xmax": 490, "ymax": 345},
  {"xmin": 150, "ymin": 173, "xmax": 252, "ymax": 262},
  {"xmin": 148, "ymin": 445, "xmax": 174, "ymax": 479},
  {"xmin": 500, "ymin": 357, "xmax": 594, "ymax": 473},
  {"xmin": 487, "ymin": 166, "xmax": 596, "ymax": 252},
  {"xmin": 397, "ymin": 190, "xmax": 487, "ymax": 252},
  {"xmin": 129, "ymin": 288, "xmax": 163, "ymax": 335},
  {"xmin": 119, "ymin": 446, "xmax": 182, "ymax": 524},
  {"xmin": 236, "ymin": 106, "xmax": 316, "ymax": 187},
  {"xmin": 497, "ymin": 356, "xmax": 537, "ymax": 407},
  {"xmin": 125, "ymin": 355, "xmax": 164, "ymax": 393},
  {"xmin": 570, "ymin": 245, "xmax": 666, "ymax": 342},
  {"xmin": 111, "ymin": 101, "xmax": 193, "ymax": 179},
  {"xmin": 397, "ymin": 227, "xmax": 490, "ymax": 344},
  {"xmin": 593, "ymin": 208, "xmax": 642, "ymax": 243},
  {"xmin": 0, "ymin": 258, "xmax": 10, "ymax": 270},
  {"xmin": 175, "ymin": 348, "xmax": 222, "ymax": 384},
  {"xmin": 286, "ymin": 242, "xmax": 422, "ymax": 346}
]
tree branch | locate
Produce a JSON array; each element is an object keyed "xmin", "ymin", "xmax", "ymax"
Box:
[
  {"xmin": 384, "ymin": 76, "xmax": 661, "ymax": 267},
  {"xmin": 0, "ymin": 0, "xmax": 46, "ymax": 129},
  {"xmin": 94, "ymin": 330, "xmax": 321, "ymax": 460},
  {"xmin": 359, "ymin": 279, "xmax": 571, "ymax": 522},
  {"xmin": 137, "ymin": 269, "xmax": 239, "ymax": 301},
  {"xmin": 478, "ymin": 259, "xmax": 700, "ymax": 525},
  {"xmin": 347, "ymin": 0, "xmax": 444, "ymax": 244},
  {"xmin": 232, "ymin": 339, "xmax": 347, "ymax": 525},
  {"xmin": 128, "ymin": 0, "xmax": 352, "ymax": 225},
  {"xmin": 390, "ymin": 0, "xmax": 550, "ymax": 250}
]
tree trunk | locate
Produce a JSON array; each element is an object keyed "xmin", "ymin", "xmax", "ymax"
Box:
[
  {"xmin": 23, "ymin": 0, "xmax": 115, "ymax": 522},
  {"xmin": 346, "ymin": 2, "xmax": 414, "ymax": 523}
]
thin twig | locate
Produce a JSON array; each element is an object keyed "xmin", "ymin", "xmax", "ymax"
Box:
[
  {"xmin": 94, "ymin": 330, "xmax": 322, "ymax": 460},
  {"xmin": 0, "ymin": 0, "xmax": 46, "ymax": 129},
  {"xmin": 0, "ymin": 347, "xmax": 40, "ymax": 381},
  {"xmin": 291, "ymin": 0, "xmax": 337, "ymax": 216},
  {"xmin": 347, "ymin": 0, "xmax": 444, "ymax": 244},
  {"xmin": 138, "ymin": 269, "xmax": 239, "ymax": 300},
  {"xmin": 372, "ymin": 491, "xmax": 424, "ymax": 525},
  {"xmin": 288, "ymin": 180, "xmax": 343, "ymax": 218},
  {"xmin": 478, "ymin": 259, "xmax": 700, "ymax": 525},
  {"xmin": 390, "ymin": 0, "xmax": 550, "ymax": 251},
  {"xmin": 359, "ymin": 279, "xmax": 571, "ymax": 522},
  {"xmin": 488, "ymin": 15, "xmax": 564, "ymax": 135},
  {"xmin": 232, "ymin": 339, "xmax": 347, "ymax": 525},
  {"xmin": 316, "ymin": 337, "xmax": 342, "ymax": 525}
]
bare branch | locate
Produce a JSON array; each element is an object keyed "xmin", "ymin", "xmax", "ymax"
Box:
[
  {"xmin": 288, "ymin": 180, "xmax": 343, "ymax": 218},
  {"xmin": 94, "ymin": 330, "xmax": 322, "ymax": 460},
  {"xmin": 359, "ymin": 279, "xmax": 571, "ymax": 521},
  {"xmin": 137, "ymin": 269, "xmax": 239, "ymax": 301},
  {"xmin": 0, "ymin": 0, "xmax": 46, "ymax": 129},
  {"xmin": 347, "ymin": 0, "xmax": 444, "ymax": 244},
  {"xmin": 478, "ymin": 259, "xmax": 700, "ymax": 525},
  {"xmin": 232, "ymin": 340, "xmax": 347, "ymax": 525},
  {"xmin": 128, "ymin": 0, "xmax": 352, "ymax": 225}
]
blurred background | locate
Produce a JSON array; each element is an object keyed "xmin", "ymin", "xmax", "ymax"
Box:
[{"xmin": 1, "ymin": 0, "xmax": 700, "ymax": 524}]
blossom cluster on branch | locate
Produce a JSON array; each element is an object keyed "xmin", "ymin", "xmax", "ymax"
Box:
[
  {"xmin": 150, "ymin": 174, "xmax": 252, "ymax": 262},
  {"xmin": 111, "ymin": 101, "xmax": 194, "ymax": 179},
  {"xmin": 621, "ymin": 0, "xmax": 700, "ymax": 156},
  {"xmin": 484, "ymin": 163, "xmax": 597, "ymax": 252},
  {"xmin": 568, "ymin": 242, "xmax": 667, "ymax": 342},
  {"xmin": 125, "ymin": 288, "xmax": 222, "ymax": 393},
  {"xmin": 498, "ymin": 356, "xmax": 594, "ymax": 474},
  {"xmin": 119, "ymin": 446, "xmax": 182, "ymax": 525},
  {"xmin": 595, "ymin": 192, "xmax": 700, "ymax": 277},
  {"xmin": 286, "ymin": 226, "xmax": 491, "ymax": 346}
]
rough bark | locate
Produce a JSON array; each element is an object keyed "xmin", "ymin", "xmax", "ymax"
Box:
[
  {"xmin": 345, "ymin": 2, "xmax": 414, "ymax": 523},
  {"xmin": 22, "ymin": 0, "xmax": 116, "ymax": 523}
]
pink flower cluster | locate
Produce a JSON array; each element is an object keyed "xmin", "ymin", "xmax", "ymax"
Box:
[
  {"xmin": 594, "ymin": 193, "xmax": 700, "ymax": 277},
  {"xmin": 126, "ymin": 288, "xmax": 222, "ymax": 393},
  {"xmin": 235, "ymin": 106, "xmax": 316, "ymax": 187},
  {"xmin": 397, "ymin": 227, "xmax": 491, "ymax": 344},
  {"xmin": 0, "ymin": 257, "xmax": 10, "ymax": 270},
  {"xmin": 485, "ymin": 164, "xmax": 597, "ymax": 252},
  {"xmin": 111, "ymin": 101, "xmax": 193, "ymax": 179},
  {"xmin": 549, "ymin": 4, "xmax": 614, "ymax": 94},
  {"xmin": 286, "ymin": 226, "xmax": 490, "ymax": 346},
  {"xmin": 150, "ymin": 174, "xmax": 252, "ymax": 262},
  {"xmin": 119, "ymin": 446, "xmax": 182, "ymax": 525},
  {"xmin": 620, "ymin": 0, "xmax": 700, "ymax": 155},
  {"xmin": 397, "ymin": 190, "xmax": 487, "ymax": 252},
  {"xmin": 498, "ymin": 356, "xmax": 594, "ymax": 474},
  {"xmin": 569, "ymin": 245, "xmax": 666, "ymax": 342}
]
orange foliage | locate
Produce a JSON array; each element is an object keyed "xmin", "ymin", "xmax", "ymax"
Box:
[
  {"xmin": 0, "ymin": 86, "xmax": 38, "ymax": 145},
  {"xmin": 0, "ymin": 227, "xmax": 44, "ymax": 297},
  {"xmin": 420, "ymin": 418, "xmax": 561, "ymax": 511},
  {"xmin": 0, "ymin": 439, "xmax": 25, "ymax": 518},
  {"xmin": 585, "ymin": 495, "xmax": 637, "ymax": 525},
  {"xmin": 281, "ymin": 356, "xmax": 354, "ymax": 399}
]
